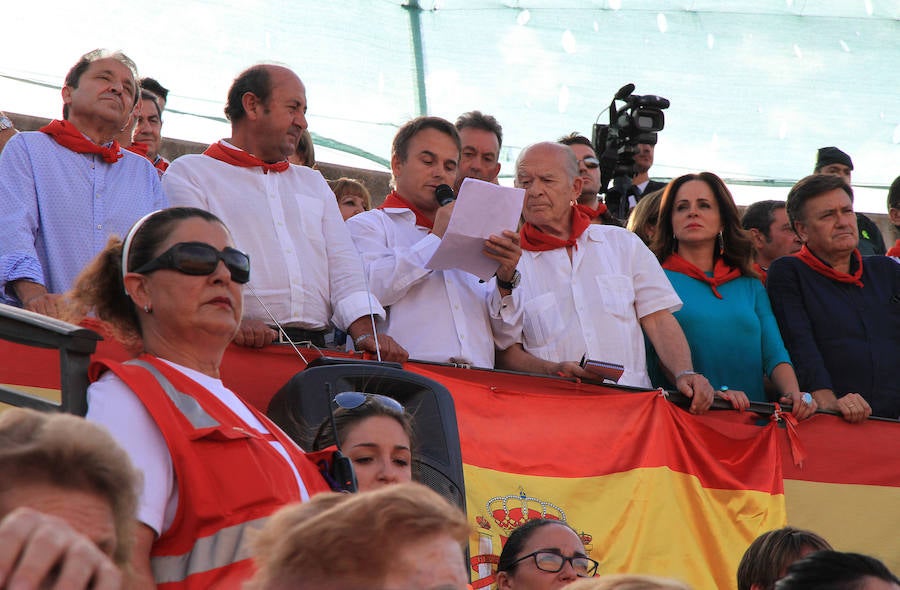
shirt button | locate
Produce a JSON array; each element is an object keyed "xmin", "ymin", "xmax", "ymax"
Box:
[
  {"xmin": 96, "ymin": 224, "xmax": 102, "ymax": 229},
  {"xmin": 95, "ymin": 193, "xmax": 101, "ymax": 198}
]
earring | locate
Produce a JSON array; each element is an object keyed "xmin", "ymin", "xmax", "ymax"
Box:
[
  {"xmin": 717, "ymin": 231, "xmax": 725, "ymax": 255},
  {"xmin": 144, "ymin": 304, "xmax": 152, "ymax": 314}
]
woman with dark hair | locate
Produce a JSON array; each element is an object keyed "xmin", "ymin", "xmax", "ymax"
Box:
[
  {"xmin": 649, "ymin": 172, "xmax": 815, "ymax": 417},
  {"xmin": 736, "ymin": 527, "xmax": 832, "ymax": 590},
  {"xmin": 312, "ymin": 391, "xmax": 413, "ymax": 492},
  {"xmin": 68, "ymin": 207, "xmax": 331, "ymax": 589},
  {"xmin": 496, "ymin": 518, "xmax": 598, "ymax": 590},
  {"xmin": 775, "ymin": 551, "xmax": 900, "ymax": 590}
]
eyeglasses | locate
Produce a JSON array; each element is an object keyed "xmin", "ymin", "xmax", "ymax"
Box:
[
  {"xmin": 132, "ymin": 242, "xmax": 251, "ymax": 284},
  {"xmin": 510, "ymin": 550, "xmax": 599, "ymax": 577},
  {"xmin": 334, "ymin": 391, "xmax": 404, "ymax": 414},
  {"xmin": 579, "ymin": 156, "xmax": 600, "ymax": 170}
]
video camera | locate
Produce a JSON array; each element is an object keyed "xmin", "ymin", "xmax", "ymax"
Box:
[{"xmin": 592, "ymin": 83, "xmax": 669, "ymax": 220}]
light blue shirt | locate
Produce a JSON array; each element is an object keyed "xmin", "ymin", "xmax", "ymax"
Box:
[{"xmin": 0, "ymin": 131, "xmax": 167, "ymax": 304}]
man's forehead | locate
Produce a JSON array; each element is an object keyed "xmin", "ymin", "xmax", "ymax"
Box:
[
  {"xmin": 569, "ymin": 143, "xmax": 596, "ymax": 158},
  {"xmin": 806, "ymin": 190, "xmax": 853, "ymax": 211},
  {"xmin": 519, "ymin": 145, "xmax": 568, "ymax": 171},
  {"xmin": 86, "ymin": 58, "xmax": 135, "ymax": 80},
  {"xmin": 460, "ymin": 127, "xmax": 499, "ymax": 152},
  {"xmin": 141, "ymin": 98, "xmax": 160, "ymax": 116},
  {"xmin": 269, "ymin": 67, "xmax": 306, "ymax": 98},
  {"xmin": 410, "ymin": 129, "xmax": 459, "ymax": 158}
]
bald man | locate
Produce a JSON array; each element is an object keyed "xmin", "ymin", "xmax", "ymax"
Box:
[{"xmin": 163, "ymin": 64, "xmax": 405, "ymax": 361}]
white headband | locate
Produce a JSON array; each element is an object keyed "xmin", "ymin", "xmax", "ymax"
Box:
[{"xmin": 121, "ymin": 209, "xmax": 163, "ymax": 286}]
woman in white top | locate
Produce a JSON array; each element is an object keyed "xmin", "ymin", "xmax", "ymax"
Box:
[{"xmin": 67, "ymin": 206, "xmax": 331, "ymax": 589}]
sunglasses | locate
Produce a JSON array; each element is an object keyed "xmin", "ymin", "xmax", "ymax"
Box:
[
  {"xmin": 132, "ymin": 242, "xmax": 251, "ymax": 284},
  {"xmin": 334, "ymin": 391, "xmax": 404, "ymax": 414},
  {"xmin": 579, "ymin": 156, "xmax": 600, "ymax": 169}
]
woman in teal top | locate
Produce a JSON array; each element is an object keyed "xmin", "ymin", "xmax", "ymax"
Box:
[{"xmin": 648, "ymin": 172, "xmax": 816, "ymax": 420}]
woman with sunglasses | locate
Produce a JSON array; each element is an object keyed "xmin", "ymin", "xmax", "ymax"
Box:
[
  {"xmin": 648, "ymin": 173, "xmax": 815, "ymax": 418},
  {"xmin": 496, "ymin": 518, "xmax": 599, "ymax": 590},
  {"xmin": 67, "ymin": 207, "xmax": 332, "ymax": 589},
  {"xmin": 312, "ymin": 391, "xmax": 414, "ymax": 492}
]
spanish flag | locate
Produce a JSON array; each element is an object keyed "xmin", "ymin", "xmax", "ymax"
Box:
[
  {"xmin": 4, "ymin": 333, "xmax": 900, "ymax": 588},
  {"xmin": 411, "ymin": 366, "xmax": 786, "ymax": 590},
  {"xmin": 781, "ymin": 414, "xmax": 900, "ymax": 570}
]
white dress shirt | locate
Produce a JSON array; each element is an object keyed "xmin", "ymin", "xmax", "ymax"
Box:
[
  {"xmin": 163, "ymin": 145, "xmax": 383, "ymax": 330},
  {"xmin": 346, "ymin": 207, "xmax": 520, "ymax": 368},
  {"xmin": 515, "ymin": 224, "xmax": 681, "ymax": 387}
]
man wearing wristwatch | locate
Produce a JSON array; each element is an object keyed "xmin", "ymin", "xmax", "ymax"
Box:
[
  {"xmin": 496, "ymin": 142, "xmax": 715, "ymax": 414},
  {"xmin": 0, "ymin": 111, "xmax": 18, "ymax": 154},
  {"xmin": 347, "ymin": 116, "xmax": 522, "ymax": 369}
]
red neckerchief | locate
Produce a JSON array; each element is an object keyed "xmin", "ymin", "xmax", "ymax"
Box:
[
  {"xmin": 520, "ymin": 206, "xmax": 592, "ymax": 252},
  {"xmin": 39, "ymin": 119, "xmax": 122, "ymax": 164},
  {"xmin": 575, "ymin": 202, "xmax": 608, "ymax": 220},
  {"xmin": 203, "ymin": 141, "xmax": 290, "ymax": 174},
  {"xmin": 154, "ymin": 157, "xmax": 169, "ymax": 173},
  {"xmin": 378, "ymin": 190, "xmax": 434, "ymax": 229},
  {"xmin": 753, "ymin": 262, "xmax": 767, "ymax": 285},
  {"xmin": 125, "ymin": 141, "xmax": 149, "ymax": 157},
  {"xmin": 662, "ymin": 253, "xmax": 741, "ymax": 299},
  {"xmin": 887, "ymin": 239, "xmax": 900, "ymax": 258},
  {"xmin": 795, "ymin": 245, "xmax": 864, "ymax": 288}
]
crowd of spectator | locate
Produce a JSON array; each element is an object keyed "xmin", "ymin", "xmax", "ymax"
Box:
[{"xmin": 0, "ymin": 47, "xmax": 898, "ymax": 589}]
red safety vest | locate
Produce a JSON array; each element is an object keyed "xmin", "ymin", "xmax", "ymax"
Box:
[{"xmin": 90, "ymin": 354, "xmax": 331, "ymax": 589}]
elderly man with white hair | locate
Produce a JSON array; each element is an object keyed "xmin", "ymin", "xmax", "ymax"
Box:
[{"xmin": 496, "ymin": 142, "xmax": 714, "ymax": 413}]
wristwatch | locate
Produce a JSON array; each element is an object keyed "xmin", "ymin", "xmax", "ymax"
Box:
[
  {"xmin": 496, "ymin": 269, "xmax": 521, "ymax": 290},
  {"xmin": 0, "ymin": 113, "xmax": 14, "ymax": 131}
]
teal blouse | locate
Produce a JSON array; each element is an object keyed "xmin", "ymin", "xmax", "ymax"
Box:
[{"xmin": 649, "ymin": 271, "xmax": 791, "ymax": 402}]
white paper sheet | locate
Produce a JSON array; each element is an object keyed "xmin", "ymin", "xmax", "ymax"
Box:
[{"xmin": 425, "ymin": 178, "xmax": 525, "ymax": 281}]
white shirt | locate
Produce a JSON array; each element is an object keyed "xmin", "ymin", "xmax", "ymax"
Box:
[
  {"xmin": 86, "ymin": 359, "xmax": 309, "ymax": 536},
  {"xmin": 162, "ymin": 146, "xmax": 383, "ymax": 330},
  {"xmin": 514, "ymin": 224, "xmax": 681, "ymax": 387},
  {"xmin": 346, "ymin": 207, "xmax": 520, "ymax": 368}
]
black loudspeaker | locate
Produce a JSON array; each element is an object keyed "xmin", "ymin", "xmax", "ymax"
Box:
[{"xmin": 268, "ymin": 359, "xmax": 467, "ymax": 512}]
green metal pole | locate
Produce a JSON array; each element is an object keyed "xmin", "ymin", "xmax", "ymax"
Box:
[{"xmin": 403, "ymin": 0, "xmax": 428, "ymax": 116}]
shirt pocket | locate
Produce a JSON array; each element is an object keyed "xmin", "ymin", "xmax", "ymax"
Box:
[
  {"xmin": 596, "ymin": 274, "xmax": 636, "ymax": 320},
  {"xmin": 523, "ymin": 292, "xmax": 564, "ymax": 349},
  {"xmin": 296, "ymin": 196, "xmax": 325, "ymax": 247}
]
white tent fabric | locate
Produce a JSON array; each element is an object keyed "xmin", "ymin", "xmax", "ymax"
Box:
[{"xmin": 2, "ymin": 0, "xmax": 898, "ymax": 208}]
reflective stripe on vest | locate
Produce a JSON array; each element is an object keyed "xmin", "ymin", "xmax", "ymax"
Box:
[
  {"xmin": 126, "ymin": 359, "xmax": 219, "ymax": 429},
  {"xmin": 150, "ymin": 516, "xmax": 269, "ymax": 584}
]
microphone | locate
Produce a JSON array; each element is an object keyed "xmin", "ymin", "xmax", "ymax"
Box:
[
  {"xmin": 615, "ymin": 83, "xmax": 636, "ymax": 100},
  {"xmin": 435, "ymin": 184, "xmax": 456, "ymax": 207}
]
